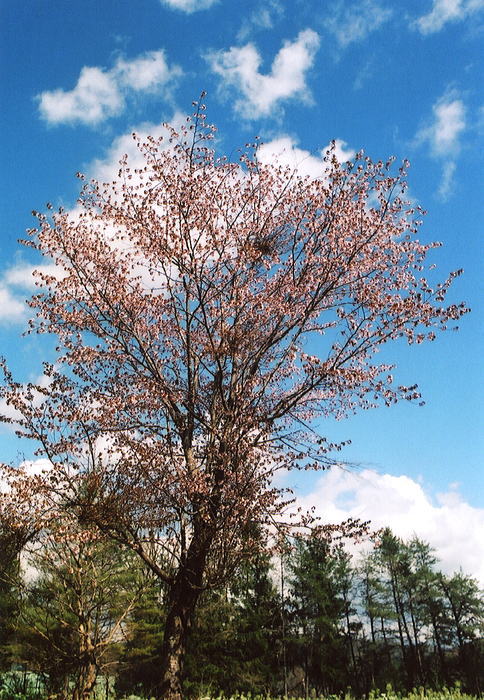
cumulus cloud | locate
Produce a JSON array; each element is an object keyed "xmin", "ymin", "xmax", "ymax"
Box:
[
  {"xmin": 258, "ymin": 135, "xmax": 355, "ymax": 178},
  {"xmin": 325, "ymin": 0, "xmax": 392, "ymax": 47},
  {"xmin": 38, "ymin": 50, "xmax": 182, "ymax": 126},
  {"xmin": 415, "ymin": 92, "xmax": 466, "ymax": 199},
  {"xmin": 208, "ymin": 29, "xmax": 320, "ymax": 119},
  {"xmin": 89, "ymin": 112, "xmax": 187, "ymax": 182},
  {"xmin": 38, "ymin": 66, "xmax": 123, "ymax": 126},
  {"xmin": 115, "ymin": 51, "xmax": 180, "ymax": 92},
  {"xmin": 298, "ymin": 468, "xmax": 484, "ymax": 585},
  {"xmin": 414, "ymin": 0, "xmax": 484, "ymax": 34},
  {"xmin": 19, "ymin": 458, "xmax": 53, "ymax": 478},
  {"xmin": 159, "ymin": 0, "xmax": 219, "ymax": 11}
]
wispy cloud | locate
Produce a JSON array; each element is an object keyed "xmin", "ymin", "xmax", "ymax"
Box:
[
  {"xmin": 298, "ymin": 468, "xmax": 484, "ymax": 585},
  {"xmin": 208, "ymin": 29, "xmax": 320, "ymax": 119},
  {"xmin": 415, "ymin": 91, "xmax": 466, "ymax": 199},
  {"xmin": 414, "ymin": 0, "xmax": 484, "ymax": 35},
  {"xmin": 0, "ymin": 262, "xmax": 65, "ymax": 324},
  {"xmin": 159, "ymin": 0, "xmax": 219, "ymax": 11},
  {"xmin": 237, "ymin": 0, "xmax": 284, "ymax": 41},
  {"xmin": 417, "ymin": 95, "xmax": 466, "ymax": 157},
  {"xmin": 37, "ymin": 50, "xmax": 182, "ymax": 126},
  {"xmin": 325, "ymin": 0, "xmax": 392, "ymax": 47},
  {"xmin": 438, "ymin": 161, "xmax": 457, "ymax": 199}
]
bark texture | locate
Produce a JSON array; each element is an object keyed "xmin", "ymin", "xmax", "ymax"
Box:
[{"xmin": 159, "ymin": 523, "xmax": 213, "ymax": 699}]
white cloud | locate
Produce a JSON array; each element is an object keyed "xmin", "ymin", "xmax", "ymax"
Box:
[
  {"xmin": 38, "ymin": 50, "xmax": 181, "ymax": 126},
  {"xmin": 20, "ymin": 458, "xmax": 53, "ymax": 478},
  {"xmin": 89, "ymin": 112, "xmax": 187, "ymax": 182},
  {"xmin": 0, "ymin": 459, "xmax": 53, "ymax": 499},
  {"xmin": 415, "ymin": 92, "xmax": 466, "ymax": 199},
  {"xmin": 4, "ymin": 263, "xmax": 63, "ymax": 288},
  {"xmin": 258, "ymin": 136, "xmax": 325, "ymax": 177},
  {"xmin": 417, "ymin": 96, "xmax": 466, "ymax": 157},
  {"xmin": 333, "ymin": 138, "xmax": 356, "ymax": 163},
  {"xmin": 258, "ymin": 135, "xmax": 355, "ymax": 178},
  {"xmin": 159, "ymin": 0, "xmax": 219, "ymax": 11},
  {"xmin": 298, "ymin": 468, "xmax": 484, "ymax": 585},
  {"xmin": 414, "ymin": 0, "xmax": 484, "ymax": 35},
  {"xmin": 438, "ymin": 161, "xmax": 456, "ymax": 199},
  {"xmin": 325, "ymin": 0, "xmax": 392, "ymax": 47},
  {"xmin": 0, "ymin": 389, "xmax": 24, "ymax": 426},
  {"xmin": 115, "ymin": 50, "xmax": 182, "ymax": 92},
  {"xmin": 208, "ymin": 29, "xmax": 320, "ymax": 119},
  {"xmin": 0, "ymin": 369, "xmax": 54, "ymax": 431},
  {"xmin": 0, "ymin": 262, "xmax": 68, "ymax": 324},
  {"xmin": 0, "ymin": 285, "xmax": 26, "ymax": 322},
  {"xmin": 38, "ymin": 66, "xmax": 123, "ymax": 126},
  {"xmin": 237, "ymin": 0, "xmax": 284, "ymax": 41}
]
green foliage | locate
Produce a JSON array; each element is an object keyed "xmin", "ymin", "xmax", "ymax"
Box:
[
  {"xmin": 0, "ymin": 528, "xmax": 482, "ymax": 697},
  {"xmin": 287, "ymin": 535, "xmax": 354, "ymax": 695},
  {"xmin": 117, "ymin": 689, "xmax": 480, "ymax": 700},
  {"xmin": 0, "ymin": 671, "xmax": 44, "ymax": 700},
  {"xmin": 115, "ymin": 575, "xmax": 166, "ymax": 699},
  {"xmin": 0, "ymin": 528, "xmax": 24, "ymax": 671},
  {"xmin": 12, "ymin": 536, "xmax": 146, "ymax": 697},
  {"xmin": 184, "ymin": 551, "xmax": 282, "ymax": 695}
]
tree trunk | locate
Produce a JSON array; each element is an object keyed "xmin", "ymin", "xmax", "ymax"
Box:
[
  {"xmin": 407, "ymin": 594, "xmax": 425, "ymax": 684},
  {"xmin": 72, "ymin": 622, "xmax": 98, "ymax": 700},
  {"xmin": 72, "ymin": 653, "xmax": 98, "ymax": 700},
  {"xmin": 158, "ymin": 521, "xmax": 213, "ymax": 700},
  {"xmin": 389, "ymin": 570, "xmax": 408, "ymax": 672}
]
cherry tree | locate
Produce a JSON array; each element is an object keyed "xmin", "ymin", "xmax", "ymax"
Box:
[{"xmin": 0, "ymin": 101, "xmax": 468, "ymax": 698}]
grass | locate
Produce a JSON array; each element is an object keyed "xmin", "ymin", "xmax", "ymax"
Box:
[
  {"xmin": 0, "ymin": 675, "xmax": 480, "ymax": 700},
  {"xmin": 119, "ymin": 690, "xmax": 479, "ymax": 700}
]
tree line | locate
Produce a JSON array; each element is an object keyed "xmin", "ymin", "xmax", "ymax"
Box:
[{"xmin": 1, "ymin": 524, "xmax": 482, "ymax": 698}]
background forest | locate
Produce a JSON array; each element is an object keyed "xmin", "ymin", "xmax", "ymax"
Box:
[{"xmin": 1, "ymin": 527, "xmax": 482, "ymax": 698}]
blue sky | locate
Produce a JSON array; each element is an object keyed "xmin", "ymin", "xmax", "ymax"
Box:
[{"xmin": 1, "ymin": 0, "xmax": 483, "ymax": 578}]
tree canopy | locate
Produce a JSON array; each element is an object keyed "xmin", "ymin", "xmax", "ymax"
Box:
[{"xmin": 0, "ymin": 102, "xmax": 469, "ymax": 698}]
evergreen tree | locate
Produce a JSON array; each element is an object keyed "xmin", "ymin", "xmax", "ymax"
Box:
[
  {"xmin": 374, "ymin": 529, "xmax": 418, "ymax": 689},
  {"xmin": 229, "ymin": 551, "xmax": 282, "ymax": 693},
  {"xmin": 406, "ymin": 538, "xmax": 448, "ymax": 687},
  {"xmin": 287, "ymin": 534, "xmax": 350, "ymax": 695},
  {"xmin": 438, "ymin": 571, "xmax": 484, "ymax": 693},
  {"xmin": 0, "ymin": 526, "xmax": 23, "ymax": 670},
  {"xmin": 15, "ymin": 531, "xmax": 144, "ymax": 698},
  {"xmin": 357, "ymin": 551, "xmax": 398, "ymax": 692},
  {"xmin": 184, "ymin": 550, "xmax": 281, "ymax": 695},
  {"xmin": 115, "ymin": 574, "xmax": 166, "ymax": 698}
]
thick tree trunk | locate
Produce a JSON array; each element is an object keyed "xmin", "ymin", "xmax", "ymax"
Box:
[
  {"xmin": 158, "ymin": 521, "xmax": 213, "ymax": 700},
  {"xmin": 72, "ymin": 653, "xmax": 98, "ymax": 700},
  {"xmin": 72, "ymin": 622, "xmax": 98, "ymax": 700},
  {"xmin": 158, "ymin": 585, "xmax": 198, "ymax": 699}
]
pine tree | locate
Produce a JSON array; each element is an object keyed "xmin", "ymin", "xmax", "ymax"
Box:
[
  {"xmin": 438, "ymin": 571, "xmax": 484, "ymax": 693},
  {"xmin": 115, "ymin": 574, "xmax": 167, "ymax": 698},
  {"xmin": 287, "ymin": 534, "xmax": 350, "ymax": 695},
  {"xmin": 0, "ymin": 527, "xmax": 23, "ymax": 670}
]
